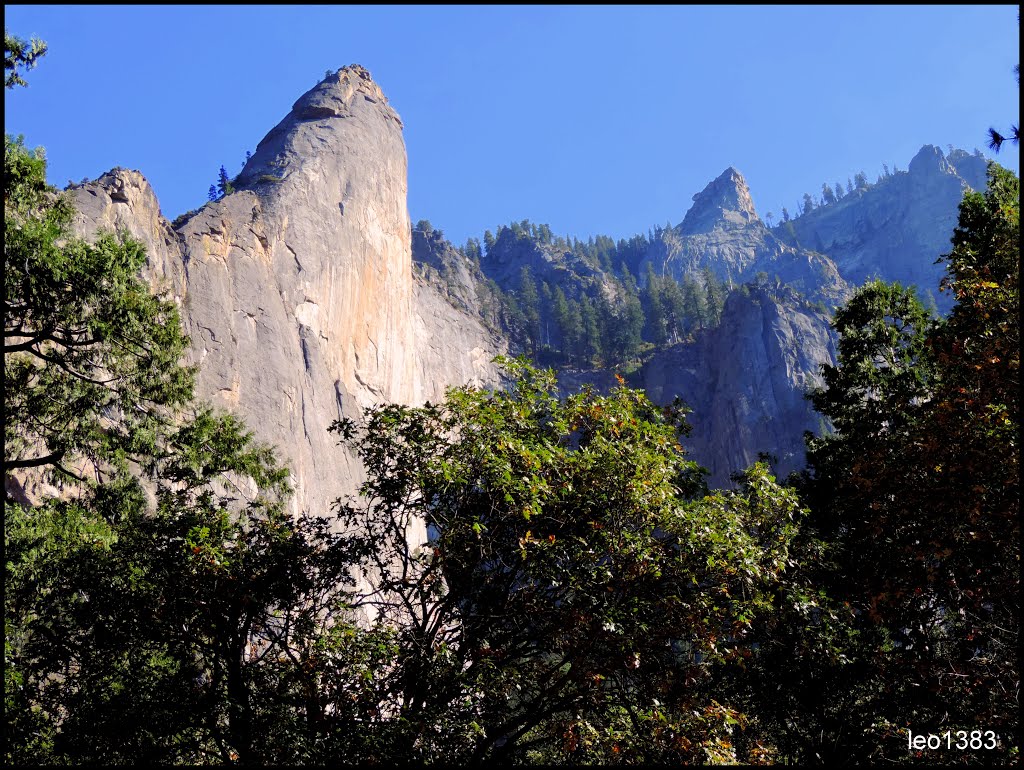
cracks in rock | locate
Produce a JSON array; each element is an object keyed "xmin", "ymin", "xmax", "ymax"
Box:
[
  {"xmin": 297, "ymin": 106, "xmax": 344, "ymax": 121},
  {"xmin": 352, "ymin": 367, "xmax": 383, "ymax": 401},
  {"xmin": 248, "ymin": 226, "xmax": 270, "ymax": 252},
  {"xmin": 333, "ymin": 380, "xmax": 345, "ymax": 423},
  {"xmin": 196, "ymin": 322, "xmax": 220, "ymax": 346},
  {"xmin": 299, "ymin": 390, "xmax": 315, "ymax": 452},
  {"xmin": 299, "ymin": 332, "xmax": 313, "ymax": 373},
  {"xmin": 284, "ymin": 241, "xmax": 303, "ymax": 273}
]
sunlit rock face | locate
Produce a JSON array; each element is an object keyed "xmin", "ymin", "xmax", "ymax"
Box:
[
  {"xmin": 643, "ymin": 167, "xmax": 851, "ymax": 308},
  {"xmin": 68, "ymin": 64, "xmax": 987, "ymax": 509},
  {"xmin": 71, "ymin": 65, "xmax": 503, "ymax": 518},
  {"xmin": 772, "ymin": 145, "xmax": 989, "ymax": 311}
]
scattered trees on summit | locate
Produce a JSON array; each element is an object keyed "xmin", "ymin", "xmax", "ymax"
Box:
[
  {"xmin": 462, "ymin": 219, "xmax": 730, "ymax": 369},
  {"xmin": 207, "ymin": 151, "xmax": 252, "ymax": 201}
]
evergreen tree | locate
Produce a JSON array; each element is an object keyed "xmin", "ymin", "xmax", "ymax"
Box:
[
  {"xmin": 611, "ymin": 275, "xmax": 646, "ymax": 364},
  {"xmin": 642, "ymin": 264, "xmax": 668, "ymax": 346},
  {"xmin": 540, "ymin": 281, "xmax": 554, "ymax": 348},
  {"xmin": 701, "ymin": 267, "xmax": 727, "ymax": 326},
  {"xmin": 680, "ymin": 274, "xmax": 707, "ymax": 333},
  {"xmin": 660, "ymin": 275, "xmax": 687, "ymax": 343},
  {"xmin": 517, "ymin": 266, "xmax": 541, "ymax": 356},
  {"xmin": 216, "ymin": 164, "xmax": 234, "ymax": 198},
  {"xmin": 552, "ymin": 286, "xmax": 581, "ymax": 362},
  {"xmin": 578, "ymin": 294, "xmax": 602, "ymax": 365},
  {"xmin": 463, "ymin": 237, "xmax": 482, "ymax": 263},
  {"xmin": 821, "ymin": 182, "xmax": 836, "ymax": 205},
  {"xmin": 801, "ymin": 193, "xmax": 815, "ymax": 215},
  {"xmin": 4, "ymin": 31, "xmax": 47, "ymax": 89}
]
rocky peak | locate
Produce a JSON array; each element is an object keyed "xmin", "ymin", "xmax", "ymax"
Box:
[
  {"xmin": 773, "ymin": 144, "xmax": 988, "ymax": 309},
  {"xmin": 679, "ymin": 166, "xmax": 760, "ymax": 235},
  {"xmin": 236, "ymin": 64, "xmax": 403, "ymax": 192},
  {"xmin": 908, "ymin": 144, "xmax": 953, "ymax": 178},
  {"xmin": 293, "ymin": 64, "xmax": 398, "ymax": 124},
  {"xmin": 67, "ymin": 63, "xmax": 507, "ymax": 516}
]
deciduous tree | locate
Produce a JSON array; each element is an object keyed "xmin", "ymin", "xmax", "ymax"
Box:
[{"xmin": 328, "ymin": 358, "xmax": 803, "ymax": 763}]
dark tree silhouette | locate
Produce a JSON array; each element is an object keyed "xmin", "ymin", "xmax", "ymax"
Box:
[{"xmin": 987, "ymin": 63, "xmax": 1019, "ymax": 152}]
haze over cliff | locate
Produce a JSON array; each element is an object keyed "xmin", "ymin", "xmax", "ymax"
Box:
[{"xmin": 67, "ymin": 65, "xmax": 987, "ymax": 505}]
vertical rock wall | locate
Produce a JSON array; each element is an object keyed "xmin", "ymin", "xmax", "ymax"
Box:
[{"xmin": 71, "ymin": 66, "xmax": 501, "ymax": 518}]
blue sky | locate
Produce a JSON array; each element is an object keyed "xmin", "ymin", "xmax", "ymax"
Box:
[{"xmin": 5, "ymin": 5, "xmax": 1020, "ymax": 247}]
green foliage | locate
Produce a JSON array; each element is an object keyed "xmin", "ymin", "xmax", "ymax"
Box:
[
  {"xmin": 797, "ymin": 164, "xmax": 1020, "ymax": 763},
  {"xmin": 808, "ymin": 279, "xmax": 935, "ymax": 444},
  {"xmin": 4, "ymin": 134, "xmax": 195, "ymax": 482},
  {"xmin": 327, "ymin": 357, "xmax": 803, "ymax": 763},
  {"xmin": 517, "ymin": 266, "xmax": 542, "ymax": 355},
  {"xmin": 4, "ymin": 413, "xmax": 373, "ymax": 764},
  {"xmin": 475, "ymin": 221, "xmax": 734, "ymax": 368},
  {"xmin": 216, "ymin": 164, "xmax": 234, "ymax": 198},
  {"xmin": 5, "ymin": 30, "xmax": 47, "ymax": 89}
]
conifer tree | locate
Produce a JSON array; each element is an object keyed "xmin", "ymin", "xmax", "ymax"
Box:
[
  {"xmin": 517, "ymin": 266, "xmax": 541, "ymax": 356},
  {"xmin": 701, "ymin": 267, "xmax": 727, "ymax": 326},
  {"xmin": 216, "ymin": 164, "xmax": 234, "ymax": 198},
  {"xmin": 642, "ymin": 264, "xmax": 668, "ymax": 346}
]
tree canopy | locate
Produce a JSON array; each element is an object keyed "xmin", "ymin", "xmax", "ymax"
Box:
[
  {"xmin": 797, "ymin": 163, "xmax": 1019, "ymax": 763},
  {"xmin": 327, "ymin": 358, "xmax": 804, "ymax": 763},
  {"xmin": 5, "ymin": 30, "xmax": 1018, "ymax": 767},
  {"xmin": 4, "ymin": 30, "xmax": 47, "ymax": 89},
  {"xmin": 4, "ymin": 130, "xmax": 194, "ymax": 484}
]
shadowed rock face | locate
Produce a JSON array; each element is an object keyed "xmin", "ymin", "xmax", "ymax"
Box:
[
  {"xmin": 71, "ymin": 66, "xmax": 502, "ymax": 518},
  {"xmin": 641, "ymin": 286, "xmax": 837, "ymax": 487}
]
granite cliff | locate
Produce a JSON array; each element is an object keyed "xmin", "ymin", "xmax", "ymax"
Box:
[
  {"xmin": 641, "ymin": 286, "xmax": 837, "ymax": 487},
  {"xmin": 70, "ymin": 66, "xmax": 502, "ymax": 517},
  {"xmin": 67, "ymin": 65, "xmax": 987, "ymax": 504},
  {"xmin": 772, "ymin": 145, "xmax": 988, "ymax": 310}
]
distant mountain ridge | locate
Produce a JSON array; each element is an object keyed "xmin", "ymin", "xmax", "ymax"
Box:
[
  {"xmin": 412, "ymin": 144, "xmax": 990, "ymax": 484},
  {"xmin": 63, "ymin": 64, "xmax": 992, "ymax": 504}
]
